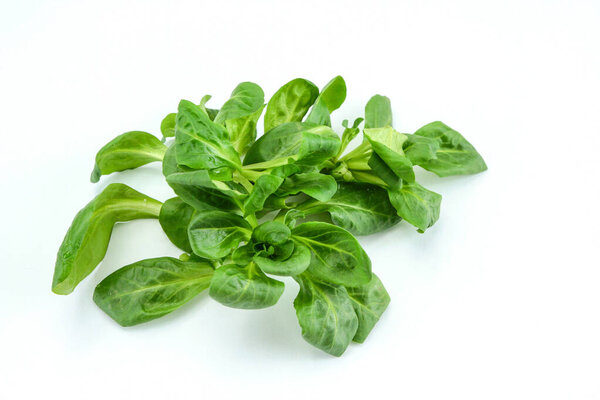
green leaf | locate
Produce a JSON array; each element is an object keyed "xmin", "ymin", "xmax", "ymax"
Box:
[
  {"xmin": 214, "ymin": 82, "xmax": 265, "ymax": 124},
  {"xmin": 276, "ymin": 172, "xmax": 337, "ymax": 202},
  {"xmin": 52, "ymin": 183, "xmax": 162, "ymax": 295},
  {"xmin": 414, "ymin": 121, "xmax": 487, "ymax": 176},
  {"xmin": 364, "ymin": 126, "xmax": 415, "ymax": 185},
  {"xmin": 214, "ymin": 82, "xmax": 265, "ymax": 154},
  {"xmin": 175, "ymin": 99, "xmax": 241, "ymax": 171},
  {"xmin": 242, "ymin": 174, "xmax": 284, "ymax": 216},
  {"xmin": 93, "ymin": 257, "xmax": 213, "ymax": 326},
  {"xmin": 209, "ymin": 263, "xmax": 284, "ymax": 309},
  {"xmin": 298, "ymin": 182, "xmax": 401, "ymax": 235},
  {"xmin": 253, "ymin": 241, "xmax": 311, "ymax": 276},
  {"xmin": 346, "ymin": 273, "xmax": 390, "ymax": 343},
  {"xmin": 365, "ymin": 95, "xmax": 392, "ymax": 129},
  {"xmin": 90, "ymin": 131, "xmax": 167, "ymax": 183},
  {"xmin": 226, "ymin": 105, "xmax": 265, "ymax": 155},
  {"xmin": 305, "ymin": 76, "xmax": 347, "ymax": 126},
  {"xmin": 166, "ymin": 170, "xmax": 246, "ymax": 211},
  {"xmin": 292, "ymin": 222, "xmax": 371, "ymax": 287},
  {"xmin": 159, "ymin": 197, "xmax": 195, "ymax": 253},
  {"xmin": 198, "ymin": 95, "xmax": 219, "ymax": 120},
  {"xmin": 187, "ymin": 211, "xmax": 252, "ymax": 259},
  {"xmin": 264, "ymin": 78, "xmax": 319, "ymax": 132},
  {"xmin": 402, "ymin": 133, "xmax": 440, "ymax": 165},
  {"xmin": 293, "ymin": 274, "xmax": 358, "ymax": 356},
  {"xmin": 243, "ymin": 122, "xmax": 340, "ymax": 168},
  {"xmin": 388, "ymin": 181, "xmax": 442, "ymax": 231},
  {"xmin": 160, "ymin": 113, "xmax": 177, "ymax": 140},
  {"xmin": 252, "ymin": 221, "xmax": 291, "ymax": 245}
]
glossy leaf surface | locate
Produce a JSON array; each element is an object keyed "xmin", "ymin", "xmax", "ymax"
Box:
[
  {"xmin": 264, "ymin": 78, "xmax": 319, "ymax": 132},
  {"xmin": 276, "ymin": 172, "xmax": 337, "ymax": 202},
  {"xmin": 188, "ymin": 211, "xmax": 252, "ymax": 259},
  {"xmin": 414, "ymin": 121, "xmax": 487, "ymax": 176},
  {"xmin": 209, "ymin": 263, "xmax": 284, "ymax": 309},
  {"xmin": 90, "ymin": 131, "xmax": 167, "ymax": 183},
  {"xmin": 388, "ymin": 181, "xmax": 442, "ymax": 231},
  {"xmin": 243, "ymin": 174, "xmax": 284, "ymax": 216},
  {"xmin": 305, "ymin": 76, "xmax": 347, "ymax": 126},
  {"xmin": 243, "ymin": 122, "xmax": 340, "ymax": 167},
  {"xmin": 346, "ymin": 273, "xmax": 390, "ymax": 343},
  {"xmin": 214, "ymin": 82, "xmax": 265, "ymax": 154},
  {"xmin": 159, "ymin": 197, "xmax": 195, "ymax": 253},
  {"xmin": 298, "ymin": 182, "xmax": 401, "ymax": 235},
  {"xmin": 253, "ymin": 241, "xmax": 311, "ymax": 276},
  {"xmin": 166, "ymin": 170, "xmax": 246, "ymax": 211},
  {"xmin": 294, "ymin": 274, "xmax": 358, "ymax": 356},
  {"xmin": 52, "ymin": 183, "xmax": 162, "ymax": 295},
  {"xmin": 175, "ymin": 100, "xmax": 241, "ymax": 171},
  {"xmin": 93, "ymin": 257, "xmax": 213, "ymax": 326},
  {"xmin": 292, "ymin": 222, "xmax": 371, "ymax": 287}
]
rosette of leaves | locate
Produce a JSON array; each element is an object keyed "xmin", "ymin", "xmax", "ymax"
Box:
[{"xmin": 52, "ymin": 76, "xmax": 486, "ymax": 356}]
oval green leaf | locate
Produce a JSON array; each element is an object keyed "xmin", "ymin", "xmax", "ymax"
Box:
[
  {"xmin": 292, "ymin": 222, "xmax": 372, "ymax": 287},
  {"xmin": 93, "ymin": 257, "xmax": 213, "ymax": 326},
  {"xmin": 264, "ymin": 78, "xmax": 319, "ymax": 132},
  {"xmin": 187, "ymin": 211, "xmax": 252, "ymax": 259},
  {"xmin": 209, "ymin": 263, "xmax": 284, "ymax": 309},
  {"xmin": 293, "ymin": 274, "xmax": 358, "ymax": 356},
  {"xmin": 90, "ymin": 131, "xmax": 167, "ymax": 183}
]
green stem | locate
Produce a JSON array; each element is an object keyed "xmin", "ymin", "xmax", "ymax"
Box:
[
  {"xmin": 243, "ymin": 157, "xmax": 293, "ymax": 170},
  {"xmin": 240, "ymin": 169, "xmax": 264, "ymax": 182},
  {"xmin": 234, "ymin": 171, "xmax": 254, "ymax": 193},
  {"xmin": 245, "ymin": 213, "xmax": 258, "ymax": 228}
]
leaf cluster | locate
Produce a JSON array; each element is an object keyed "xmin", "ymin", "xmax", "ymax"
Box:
[{"xmin": 52, "ymin": 76, "xmax": 486, "ymax": 356}]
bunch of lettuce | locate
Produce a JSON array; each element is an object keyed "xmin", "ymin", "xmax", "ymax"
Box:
[{"xmin": 52, "ymin": 76, "xmax": 486, "ymax": 356}]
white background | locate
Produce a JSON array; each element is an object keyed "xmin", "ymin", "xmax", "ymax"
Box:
[{"xmin": 1, "ymin": 1, "xmax": 599, "ymax": 399}]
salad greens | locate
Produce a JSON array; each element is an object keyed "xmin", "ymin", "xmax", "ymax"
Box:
[{"xmin": 52, "ymin": 76, "xmax": 487, "ymax": 356}]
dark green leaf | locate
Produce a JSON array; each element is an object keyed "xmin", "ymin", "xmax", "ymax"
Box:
[
  {"xmin": 243, "ymin": 174, "xmax": 284, "ymax": 216},
  {"xmin": 166, "ymin": 170, "xmax": 246, "ymax": 211},
  {"xmin": 159, "ymin": 197, "xmax": 195, "ymax": 253},
  {"xmin": 293, "ymin": 274, "xmax": 358, "ymax": 356},
  {"xmin": 298, "ymin": 182, "xmax": 401, "ymax": 235},
  {"xmin": 93, "ymin": 257, "xmax": 213, "ymax": 326},
  {"xmin": 388, "ymin": 181, "xmax": 441, "ymax": 231},
  {"xmin": 346, "ymin": 273, "xmax": 390, "ymax": 343},
  {"xmin": 276, "ymin": 172, "xmax": 337, "ymax": 202},
  {"xmin": 253, "ymin": 241, "xmax": 310, "ymax": 276},
  {"xmin": 264, "ymin": 78, "xmax": 319, "ymax": 132},
  {"xmin": 188, "ymin": 211, "xmax": 252, "ymax": 259},
  {"xmin": 403, "ymin": 133, "xmax": 440, "ymax": 165},
  {"xmin": 243, "ymin": 122, "xmax": 340, "ymax": 167},
  {"xmin": 52, "ymin": 184, "xmax": 162, "ymax": 295},
  {"xmin": 292, "ymin": 222, "xmax": 371, "ymax": 287},
  {"xmin": 90, "ymin": 131, "xmax": 167, "ymax": 183},
  {"xmin": 209, "ymin": 263, "xmax": 284, "ymax": 309},
  {"xmin": 252, "ymin": 221, "xmax": 291, "ymax": 245},
  {"xmin": 365, "ymin": 95, "xmax": 392, "ymax": 129},
  {"xmin": 305, "ymin": 76, "xmax": 347, "ymax": 126},
  {"xmin": 175, "ymin": 99, "xmax": 241, "ymax": 171},
  {"xmin": 414, "ymin": 121, "xmax": 487, "ymax": 176}
]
